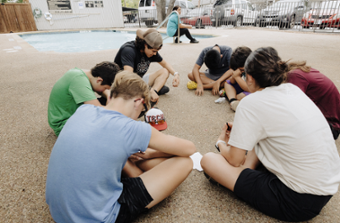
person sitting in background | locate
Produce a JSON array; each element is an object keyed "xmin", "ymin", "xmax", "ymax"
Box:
[
  {"xmin": 201, "ymin": 47, "xmax": 340, "ymax": 222},
  {"xmin": 166, "ymin": 5, "xmax": 199, "ymax": 44},
  {"xmin": 47, "ymin": 61, "xmax": 119, "ymax": 136},
  {"xmin": 46, "ymin": 71, "xmax": 196, "ymax": 223}
]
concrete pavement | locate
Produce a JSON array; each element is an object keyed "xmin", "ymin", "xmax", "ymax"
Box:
[{"xmin": 0, "ymin": 26, "xmax": 339, "ymax": 222}]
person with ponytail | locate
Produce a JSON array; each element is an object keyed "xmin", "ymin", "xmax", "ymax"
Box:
[
  {"xmin": 201, "ymin": 47, "xmax": 340, "ymax": 222},
  {"xmin": 286, "ymin": 61, "xmax": 340, "ymax": 140},
  {"xmin": 166, "ymin": 5, "xmax": 199, "ymax": 44}
]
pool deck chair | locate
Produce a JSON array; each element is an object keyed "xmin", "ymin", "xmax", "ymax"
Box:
[{"xmin": 156, "ymin": 11, "xmax": 180, "ymax": 44}]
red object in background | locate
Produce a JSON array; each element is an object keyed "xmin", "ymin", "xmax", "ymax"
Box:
[
  {"xmin": 327, "ymin": 13, "xmax": 340, "ymax": 28},
  {"xmin": 301, "ymin": 1, "xmax": 340, "ymax": 29},
  {"xmin": 180, "ymin": 8, "xmax": 213, "ymax": 28},
  {"xmin": 230, "ymin": 9, "xmax": 235, "ymax": 16},
  {"xmin": 301, "ymin": 10, "xmax": 336, "ymax": 29}
]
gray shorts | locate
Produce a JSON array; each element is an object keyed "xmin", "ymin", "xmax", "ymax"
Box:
[
  {"xmin": 142, "ymin": 73, "xmax": 151, "ymax": 84},
  {"xmin": 204, "ymin": 70, "xmax": 224, "ymax": 81}
]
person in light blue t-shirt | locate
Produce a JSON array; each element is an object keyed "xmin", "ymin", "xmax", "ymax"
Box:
[
  {"xmin": 45, "ymin": 71, "xmax": 196, "ymax": 223},
  {"xmin": 166, "ymin": 5, "xmax": 199, "ymax": 44}
]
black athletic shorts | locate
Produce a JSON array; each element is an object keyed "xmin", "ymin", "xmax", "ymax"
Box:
[
  {"xmin": 115, "ymin": 177, "xmax": 153, "ymax": 223},
  {"xmin": 234, "ymin": 168, "xmax": 332, "ymax": 222}
]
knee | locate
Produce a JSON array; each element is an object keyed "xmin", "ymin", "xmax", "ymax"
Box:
[
  {"xmin": 176, "ymin": 156, "xmax": 194, "ymax": 172},
  {"xmin": 224, "ymin": 81, "xmax": 233, "ymax": 90},
  {"xmin": 161, "ymin": 68, "xmax": 170, "ymax": 79},
  {"xmin": 201, "ymin": 152, "xmax": 217, "ymax": 170},
  {"xmin": 188, "ymin": 72, "xmax": 193, "ymax": 80}
]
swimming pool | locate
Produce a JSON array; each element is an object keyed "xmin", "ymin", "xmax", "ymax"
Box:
[{"xmin": 19, "ymin": 30, "xmax": 214, "ymax": 53}]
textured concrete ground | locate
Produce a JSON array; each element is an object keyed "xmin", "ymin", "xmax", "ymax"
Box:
[{"xmin": 0, "ymin": 27, "xmax": 339, "ymax": 223}]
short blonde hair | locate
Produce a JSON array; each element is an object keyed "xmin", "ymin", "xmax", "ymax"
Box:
[{"xmin": 110, "ymin": 71, "xmax": 151, "ymax": 109}]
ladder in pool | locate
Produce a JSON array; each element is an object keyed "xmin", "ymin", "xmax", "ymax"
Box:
[{"xmin": 155, "ymin": 11, "xmax": 180, "ymax": 43}]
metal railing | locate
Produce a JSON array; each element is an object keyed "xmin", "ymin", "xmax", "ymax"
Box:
[
  {"xmin": 124, "ymin": 1, "xmax": 340, "ymax": 33},
  {"xmin": 155, "ymin": 11, "xmax": 180, "ymax": 43}
]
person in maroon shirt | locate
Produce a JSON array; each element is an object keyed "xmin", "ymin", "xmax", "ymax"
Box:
[
  {"xmin": 287, "ymin": 63, "xmax": 340, "ymax": 140},
  {"xmin": 261, "ymin": 47, "xmax": 340, "ymax": 140}
]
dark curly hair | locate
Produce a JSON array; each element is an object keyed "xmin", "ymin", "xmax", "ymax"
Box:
[
  {"xmin": 135, "ymin": 36, "xmax": 146, "ymax": 51},
  {"xmin": 91, "ymin": 61, "xmax": 120, "ymax": 86},
  {"xmin": 245, "ymin": 47, "xmax": 288, "ymax": 88},
  {"xmin": 135, "ymin": 36, "xmax": 157, "ymax": 51},
  {"xmin": 230, "ymin": 46, "xmax": 252, "ymax": 70},
  {"xmin": 204, "ymin": 48, "xmax": 221, "ymax": 69}
]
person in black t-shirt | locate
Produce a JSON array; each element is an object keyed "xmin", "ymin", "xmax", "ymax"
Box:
[{"xmin": 114, "ymin": 29, "xmax": 180, "ymax": 104}]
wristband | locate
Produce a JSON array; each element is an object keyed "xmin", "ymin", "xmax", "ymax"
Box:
[
  {"xmin": 215, "ymin": 140, "xmax": 226, "ymax": 152},
  {"xmin": 174, "ymin": 71, "xmax": 179, "ymax": 76}
]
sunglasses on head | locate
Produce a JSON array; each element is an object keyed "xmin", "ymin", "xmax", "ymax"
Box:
[{"xmin": 134, "ymin": 98, "xmax": 148, "ymax": 118}]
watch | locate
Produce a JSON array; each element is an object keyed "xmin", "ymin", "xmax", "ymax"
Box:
[
  {"xmin": 215, "ymin": 140, "xmax": 226, "ymax": 152},
  {"xmin": 174, "ymin": 71, "xmax": 179, "ymax": 76}
]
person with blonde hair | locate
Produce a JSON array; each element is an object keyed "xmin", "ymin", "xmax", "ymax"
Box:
[
  {"xmin": 201, "ymin": 47, "xmax": 340, "ymax": 222},
  {"xmin": 46, "ymin": 71, "xmax": 196, "ymax": 223}
]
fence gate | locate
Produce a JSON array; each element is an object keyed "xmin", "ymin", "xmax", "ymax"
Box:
[{"xmin": 0, "ymin": 3, "xmax": 37, "ymax": 33}]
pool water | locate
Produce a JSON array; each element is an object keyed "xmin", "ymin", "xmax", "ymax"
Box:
[{"xmin": 19, "ymin": 30, "xmax": 213, "ymax": 53}]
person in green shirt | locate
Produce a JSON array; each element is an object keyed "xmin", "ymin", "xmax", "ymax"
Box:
[
  {"xmin": 48, "ymin": 61, "xmax": 119, "ymax": 136},
  {"xmin": 166, "ymin": 5, "xmax": 199, "ymax": 44}
]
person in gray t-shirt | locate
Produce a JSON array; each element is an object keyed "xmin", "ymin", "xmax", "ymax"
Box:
[{"xmin": 187, "ymin": 44, "xmax": 233, "ymax": 96}]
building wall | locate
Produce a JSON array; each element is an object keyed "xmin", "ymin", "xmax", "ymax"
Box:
[{"xmin": 29, "ymin": 0, "xmax": 123, "ymax": 30}]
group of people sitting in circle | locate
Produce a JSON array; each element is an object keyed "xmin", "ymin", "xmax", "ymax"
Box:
[{"xmin": 45, "ymin": 26, "xmax": 340, "ymax": 223}]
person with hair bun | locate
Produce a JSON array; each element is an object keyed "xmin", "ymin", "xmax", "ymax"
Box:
[
  {"xmin": 260, "ymin": 46, "xmax": 340, "ymax": 140},
  {"xmin": 201, "ymin": 47, "xmax": 340, "ymax": 222}
]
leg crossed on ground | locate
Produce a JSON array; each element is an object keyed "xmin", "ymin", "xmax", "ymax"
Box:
[
  {"xmin": 140, "ymin": 156, "xmax": 193, "ymax": 208},
  {"xmin": 187, "ymin": 72, "xmax": 216, "ymax": 89},
  {"xmin": 147, "ymin": 68, "xmax": 170, "ymax": 92},
  {"xmin": 201, "ymin": 149, "xmax": 260, "ymax": 191}
]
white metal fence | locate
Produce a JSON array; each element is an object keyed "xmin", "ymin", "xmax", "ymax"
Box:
[{"xmin": 124, "ymin": 1, "xmax": 340, "ymax": 33}]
